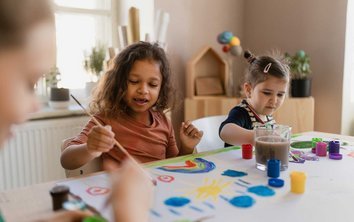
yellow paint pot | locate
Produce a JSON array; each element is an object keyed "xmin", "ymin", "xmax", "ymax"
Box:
[{"xmin": 290, "ymin": 171, "xmax": 306, "ymax": 194}]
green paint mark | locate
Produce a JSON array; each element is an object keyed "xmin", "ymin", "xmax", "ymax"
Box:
[
  {"xmin": 290, "ymin": 141, "xmax": 313, "ymax": 149},
  {"xmin": 144, "ymin": 146, "xmax": 240, "ymax": 168}
]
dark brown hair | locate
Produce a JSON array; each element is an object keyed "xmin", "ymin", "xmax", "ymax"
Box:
[
  {"xmin": 90, "ymin": 41, "xmax": 174, "ymax": 118},
  {"xmin": 244, "ymin": 50, "xmax": 290, "ymax": 87},
  {"xmin": 0, "ymin": 0, "xmax": 54, "ymax": 49}
]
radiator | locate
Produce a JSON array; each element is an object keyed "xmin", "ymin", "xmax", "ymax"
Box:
[{"xmin": 0, "ymin": 116, "xmax": 89, "ymax": 190}]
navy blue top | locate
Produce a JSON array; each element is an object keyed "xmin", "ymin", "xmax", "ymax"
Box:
[{"xmin": 219, "ymin": 99, "xmax": 275, "ymax": 147}]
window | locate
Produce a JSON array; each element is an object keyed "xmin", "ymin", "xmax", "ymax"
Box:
[{"xmin": 54, "ymin": 0, "xmax": 112, "ymax": 89}]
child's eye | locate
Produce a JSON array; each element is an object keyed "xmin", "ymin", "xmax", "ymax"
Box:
[
  {"xmin": 262, "ymin": 92, "xmax": 271, "ymax": 96},
  {"xmin": 128, "ymin": 79, "xmax": 138, "ymax": 84},
  {"xmin": 277, "ymin": 93, "xmax": 285, "ymax": 97},
  {"xmin": 149, "ymin": 83, "xmax": 159, "ymax": 88}
]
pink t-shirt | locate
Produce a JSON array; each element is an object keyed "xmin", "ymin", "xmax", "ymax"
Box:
[{"xmin": 65, "ymin": 110, "xmax": 179, "ymax": 168}]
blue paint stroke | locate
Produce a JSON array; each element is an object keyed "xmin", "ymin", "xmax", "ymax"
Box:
[
  {"xmin": 238, "ymin": 178, "xmax": 251, "ymax": 185},
  {"xmin": 164, "ymin": 197, "xmax": 191, "ymax": 207},
  {"xmin": 247, "ymin": 185, "xmax": 275, "ymax": 197},
  {"xmin": 234, "ymin": 182, "xmax": 249, "ymax": 188},
  {"xmin": 222, "ymin": 169, "xmax": 248, "ymax": 177},
  {"xmin": 168, "ymin": 208, "xmax": 180, "ymax": 216},
  {"xmin": 189, "ymin": 205, "xmax": 203, "ymax": 212},
  {"xmin": 219, "ymin": 195, "xmax": 229, "ymax": 202},
  {"xmin": 228, "ymin": 195, "xmax": 255, "ymax": 208},
  {"xmin": 150, "ymin": 209, "xmax": 161, "ymax": 217},
  {"xmin": 157, "ymin": 158, "xmax": 216, "ymax": 174},
  {"xmin": 202, "ymin": 201, "xmax": 215, "ymax": 209}
]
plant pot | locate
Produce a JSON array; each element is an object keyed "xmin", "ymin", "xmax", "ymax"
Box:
[
  {"xmin": 291, "ymin": 79, "xmax": 312, "ymax": 97},
  {"xmin": 49, "ymin": 87, "xmax": 70, "ymax": 109}
]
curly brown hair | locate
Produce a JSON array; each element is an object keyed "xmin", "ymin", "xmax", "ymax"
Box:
[{"xmin": 89, "ymin": 41, "xmax": 174, "ymax": 118}]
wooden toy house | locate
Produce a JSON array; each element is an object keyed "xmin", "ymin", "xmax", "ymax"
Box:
[{"xmin": 186, "ymin": 46, "xmax": 228, "ymax": 98}]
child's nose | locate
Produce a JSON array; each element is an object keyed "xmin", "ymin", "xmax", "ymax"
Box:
[
  {"xmin": 137, "ymin": 84, "xmax": 148, "ymax": 94},
  {"xmin": 270, "ymin": 95, "xmax": 278, "ymax": 105}
]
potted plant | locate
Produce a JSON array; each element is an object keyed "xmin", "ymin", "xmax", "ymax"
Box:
[
  {"xmin": 84, "ymin": 45, "xmax": 106, "ymax": 96},
  {"xmin": 285, "ymin": 50, "xmax": 312, "ymax": 97},
  {"xmin": 46, "ymin": 67, "xmax": 70, "ymax": 109}
]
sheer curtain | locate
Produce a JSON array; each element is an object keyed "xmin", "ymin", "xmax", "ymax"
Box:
[{"xmin": 341, "ymin": 0, "xmax": 354, "ymax": 135}]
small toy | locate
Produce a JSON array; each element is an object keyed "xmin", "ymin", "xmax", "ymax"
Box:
[
  {"xmin": 290, "ymin": 171, "xmax": 306, "ymax": 194},
  {"xmin": 217, "ymin": 31, "xmax": 242, "ymax": 57}
]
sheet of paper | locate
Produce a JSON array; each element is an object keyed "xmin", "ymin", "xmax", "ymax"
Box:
[{"xmin": 60, "ymin": 134, "xmax": 354, "ymax": 222}]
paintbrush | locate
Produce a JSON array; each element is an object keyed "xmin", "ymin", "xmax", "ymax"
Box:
[
  {"xmin": 70, "ymin": 94, "xmax": 157, "ymax": 186},
  {"xmin": 69, "ymin": 192, "xmax": 103, "ymax": 217}
]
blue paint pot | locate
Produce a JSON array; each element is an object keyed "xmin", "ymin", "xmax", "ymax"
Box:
[{"xmin": 267, "ymin": 159, "xmax": 280, "ymax": 178}]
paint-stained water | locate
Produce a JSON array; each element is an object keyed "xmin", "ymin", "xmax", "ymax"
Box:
[
  {"xmin": 164, "ymin": 197, "xmax": 191, "ymax": 207},
  {"xmin": 221, "ymin": 169, "xmax": 248, "ymax": 177},
  {"xmin": 247, "ymin": 185, "xmax": 275, "ymax": 197}
]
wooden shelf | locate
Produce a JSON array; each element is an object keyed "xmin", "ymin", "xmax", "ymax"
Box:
[{"xmin": 184, "ymin": 97, "xmax": 314, "ymax": 133}]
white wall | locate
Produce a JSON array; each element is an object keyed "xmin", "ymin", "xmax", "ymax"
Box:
[
  {"xmin": 241, "ymin": 0, "xmax": 348, "ymax": 134},
  {"xmin": 155, "ymin": 0, "xmax": 351, "ymax": 135},
  {"xmin": 155, "ymin": 0, "xmax": 245, "ymax": 142}
]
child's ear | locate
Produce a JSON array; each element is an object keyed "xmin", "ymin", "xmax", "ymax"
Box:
[{"xmin": 243, "ymin": 82, "xmax": 252, "ymax": 98}]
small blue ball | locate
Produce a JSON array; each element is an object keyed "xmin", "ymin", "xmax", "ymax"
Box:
[{"xmin": 217, "ymin": 31, "xmax": 233, "ymax": 44}]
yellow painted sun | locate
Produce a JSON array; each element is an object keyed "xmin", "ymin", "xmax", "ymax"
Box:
[{"xmin": 185, "ymin": 178, "xmax": 232, "ymax": 202}]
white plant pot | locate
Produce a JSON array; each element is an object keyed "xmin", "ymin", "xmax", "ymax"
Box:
[
  {"xmin": 49, "ymin": 87, "xmax": 70, "ymax": 109},
  {"xmin": 85, "ymin": 81, "xmax": 98, "ymax": 97}
]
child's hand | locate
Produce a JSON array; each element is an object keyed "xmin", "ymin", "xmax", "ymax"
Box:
[
  {"xmin": 35, "ymin": 210, "xmax": 91, "ymax": 222},
  {"xmin": 86, "ymin": 125, "xmax": 115, "ymax": 157},
  {"xmin": 110, "ymin": 159, "xmax": 153, "ymax": 222},
  {"xmin": 179, "ymin": 121, "xmax": 204, "ymax": 153}
]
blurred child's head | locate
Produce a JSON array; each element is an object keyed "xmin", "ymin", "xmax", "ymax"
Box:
[
  {"xmin": 0, "ymin": 0, "xmax": 55, "ymax": 146},
  {"xmin": 243, "ymin": 50, "xmax": 290, "ymax": 116},
  {"xmin": 90, "ymin": 41, "xmax": 173, "ymax": 118}
]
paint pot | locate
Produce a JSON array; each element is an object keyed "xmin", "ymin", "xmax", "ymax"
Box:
[
  {"xmin": 242, "ymin": 144, "xmax": 253, "ymax": 159},
  {"xmin": 311, "ymin": 137, "xmax": 322, "ymax": 148},
  {"xmin": 329, "ymin": 140, "xmax": 340, "ymax": 154},
  {"xmin": 268, "ymin": 178, "xmax": 284, "ymax": 188},
  {"xmin": 290, "ymin": 171, "xmax": 306, "ymax": 194},
  {"xmin": 329, "ymin": 153, "xmax": 343, "ymax": 160},
  {"xmin": 83, "ymin": 216, "xmax": 108, "ymax": 222},
  {"xmin": 267, "ymin": 159, "xmax": 280, "ymax": 178},
  {"xmin": 49, "ymin": 185, "xmax": 70, "ymax": 211},
  {"xmin": 316, "ymin": 142, "xmax": 327, "ymax": 157}
]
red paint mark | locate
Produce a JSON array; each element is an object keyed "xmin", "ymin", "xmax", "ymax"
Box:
[
  {"xmin": 157, "ymin": 175, "xmax": 175, "ymax": 183},
  {"xmin": 86, "ymin": 186, "xmax": 110, "ymax": 196},
  {"xmin": 162, "ymin": 160, "xmax": 197, "ymax": 169},
  {"xmin": 348, "ymin": 152, "xmax": 354, "ymax": 158}
]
